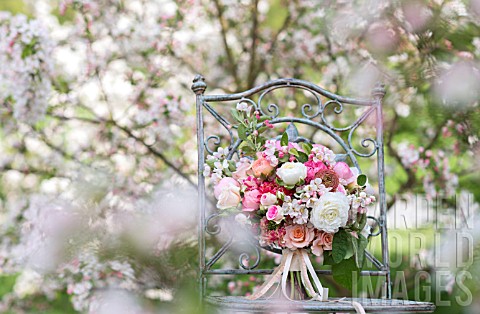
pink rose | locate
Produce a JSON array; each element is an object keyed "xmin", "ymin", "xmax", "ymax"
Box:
[
  {"xmin": 333, "ymin": 162, "xmax": 357, "ymax": 185},
  {"xmin": 213, "ymin": 178, "xmax": 241, "ymax": 210},
  {"xmin": 251, "ymin": 154, "xmax": 275, "ymax": 177},
  {"xmin": 283, "ymin": 224, "xmax": 315, "ymax": 249},
  {"xmin": 266, "ymin": 205, "xmax": 283, "ymax": 223},
  {"xmin": 260, "ymin": 192, "xmax": 277, "ymax": 206},
  {"xmin": 233, "ymin": 159, "xmax": 252, "ymax": 180},
  {"xmin": 242, "ymin": 189, "xmax": 261, "ymax": 211}
]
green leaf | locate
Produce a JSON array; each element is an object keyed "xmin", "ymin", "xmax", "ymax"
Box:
[
  {"xmin": 240, "ymin": 145, "xmax": 255, "ymax": 156},
  {"xmin": 280, "ymin": 131, "xmax": 289, "ymax": 147},
  {"xmin": 228, "ymin": 160, "xmax": 236, "ymax": 172},
  {"xmin": 289, "ymin": 148, "xmax": 299, "ymax": 156},
  {"xmin": 257, "ymin": 126, "xmax": 268, "ymax": 134},
  {"xmin": 357, "ymin": 213, "xmax": 367, "ymax": 232},
  {"xmin": 297, "ymin": 151, "xmax": 309, "ymax": 163},
  {"xmin": 230, "ymin": 109, "xmax": 243, "ymax": 123},
  {"xmin": 357, "ymin": 235, "xmax": 368, "ymax": 268},
  {"xmin": 357, "ymin": 174, "xmax": 367, "ymax": 186},
  {"xmin": 301, "ymin": 142, "xmax": 313, "ymax": 154},
  {"xmin": 237, "ymin": 124, "xmax": 248, "ymax": 140},
  {"xmin": 258, "ymin": 116, "xmax": 269, "ymax": 122},
  {"xmin": 332, "ymin": 229, "xmax": 351, "ymax": 264},
  {"xmin": 332, "ymin": 257, "xmax": 359, "ymax": 290}
]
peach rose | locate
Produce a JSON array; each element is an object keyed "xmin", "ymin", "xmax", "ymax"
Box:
[
  {"xmin": 311, "ymin": 231, "xmax": 334, "ymax": 257},
  {"xmin": 319, "ymin": 231, "xmax": 334, "ymax": 250},
  {"xmin": 251, "ymin": 155, "xmax": 274, "ymax": 177},
  {"xmin": 283, "ymin": 224, "xmax": 315, "ymax": 249},
  {"xmin": 311, "ymin": 237, "xmax": 324, "ymax": 257}
]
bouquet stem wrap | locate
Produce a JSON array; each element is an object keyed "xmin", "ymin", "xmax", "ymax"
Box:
[
  {"xmin": 246, "ymin": 249, "xmax": 366, "ymax": 314},
  {"xmin": 247, "ymin": 249, "xmax": 328, "ymax": 301}
]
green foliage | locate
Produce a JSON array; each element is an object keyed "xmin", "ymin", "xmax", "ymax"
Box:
[
  {"xmin": 332, "ymin": 257, "xmax": 359, "ymax": 290},
  {"xmin": 331, "ymin": 229, "xmax": 351, "ymax": 264},
  {"xmin": 280, "ymin": 131, "xmax": 289, "ymax": 147},
  {"xmin": 356, "ymin": 174, "xmax": 367, "ymax": 187}
]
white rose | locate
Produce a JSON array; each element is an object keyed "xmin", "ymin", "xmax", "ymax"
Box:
[
  {"xmin": 260, "ymin": 192, "xmax": 277, "ymax": 206},
  {"xmin": 214, "ymin": 178, "xmax": 241, "ymax": 209},
  {"xmin": 276, "ymin": 162, "xmax": 307, "ymax": 186},
  {"xmin": 310, "ymin": 192, "xmax": 350, "ymax": 233}
]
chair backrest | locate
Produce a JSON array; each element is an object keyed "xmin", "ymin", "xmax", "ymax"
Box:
[{"xmin": 192, "ymin": 75, "xmax": 391, "ymax": 299}]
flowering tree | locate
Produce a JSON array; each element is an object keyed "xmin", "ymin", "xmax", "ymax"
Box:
[{"xmin": 0, "ymin": 0, "xmax": 479, "ymax": 312}]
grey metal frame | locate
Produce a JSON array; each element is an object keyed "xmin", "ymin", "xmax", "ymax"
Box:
[{"xmin": 192, "ymin": 75, "xmax": 391, "ymax": 302}]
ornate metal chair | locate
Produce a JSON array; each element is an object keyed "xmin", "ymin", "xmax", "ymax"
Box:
[{"xmin": 192, "ymin": 75, "xmax": 435, "ymax": 313}]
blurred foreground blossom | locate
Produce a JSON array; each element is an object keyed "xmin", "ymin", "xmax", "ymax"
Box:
[
  {"xmin": 0, "ymin": 13, "xmax": 53, "ymax": 124},
  {"xmin": 434, "ymin": 62, "xmax": 480, "ymax": 109}
]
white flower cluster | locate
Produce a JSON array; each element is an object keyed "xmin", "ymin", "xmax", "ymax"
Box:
[
  {"xmin": 311, "ymin": 145, "xmax": 337, "ymax": 165},
  {"xmin": 281, "ymin": 195, "xmax": 308, "ymax": 224},
  {"xmin": 204, "ymin": 147, "xmax": 230, "ymax": 183},
  {"xmin": 0, "ymin": 13, "xmax": 54, "ymax": 124},
  {"xmin": 263, "ymin": 140, "xmax": 279, "ymax": 166},
  {"xmin": 347, "ymin": 191, "xmax": 376, "ymax": 214},
  {"xmin": 281, "ymin": 178, "xmax": 330, "ymax": 224}
]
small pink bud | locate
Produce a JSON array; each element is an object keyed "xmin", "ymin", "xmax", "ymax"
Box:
[{"xmin": 253, "ymin": 130, "xmax": 258, "ymax": 136}]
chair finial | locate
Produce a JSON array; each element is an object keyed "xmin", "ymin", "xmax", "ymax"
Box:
[
  {"xmin": 371, "ymin": 82, "xmax": 386, "ymax": 100},
  {"xmin": 192, "ymin": 74, "xmax": 207, "ymax": 95},
  {"xmin": 286, "ymin": 123, "xmax": 299, "ymax": 141}
]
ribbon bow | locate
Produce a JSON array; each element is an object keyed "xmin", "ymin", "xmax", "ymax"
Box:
[{"xmin": 246, "ymin": 249, "xmax": 366, "ymax": 314}]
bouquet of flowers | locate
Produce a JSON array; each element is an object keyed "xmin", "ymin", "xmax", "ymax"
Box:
[{"xmin": 203, "ymin": 104, "xmax": 376, "ymax": 301}]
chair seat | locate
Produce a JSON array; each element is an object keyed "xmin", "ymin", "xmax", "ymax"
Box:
[{"xmin": 205, "ymin": 295, "xmax": 435, "ymax": 313}]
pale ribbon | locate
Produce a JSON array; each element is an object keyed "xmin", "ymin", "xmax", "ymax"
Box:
[{"xmin": 246, "ymin": 249, "xmax": 366, "ymax": 314}]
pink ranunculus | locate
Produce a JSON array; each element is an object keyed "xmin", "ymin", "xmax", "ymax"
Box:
[
  {"xmin": 260, "ymin": 192, "xmax": 277, "ymax": 206},
  {"xmin": 283, "ymin": 224, "xmax": 315, "ymax": 249},
  {"xmin": 232, "ymin": 159, "xmax": 252, "ymax": 180},
  {"xmin": 251, "ymin": 154, "xmax": 275, "ymax": 177},
  {"xmin": 213, "ymin": 177, "xmax": 241, "ymax": 209},
  {"xmin": 242, "ymin": 189, "xmax": 261, "ymax": 211},
  {"xmin": 305, "ymin": 160, "xmax": 327, "ymax": 182},
  {"xmin": 266, "ymin": 205, "xmax": 283, "ymax": 223},
  {"xmin": 333, "ymin": 162, "xmax": 357, "ymax": 185}
]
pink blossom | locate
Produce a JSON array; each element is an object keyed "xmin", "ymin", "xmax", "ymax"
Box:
[{"xmin": 242, "ymin": 190, "xmax": 261, "ymax": 211}]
